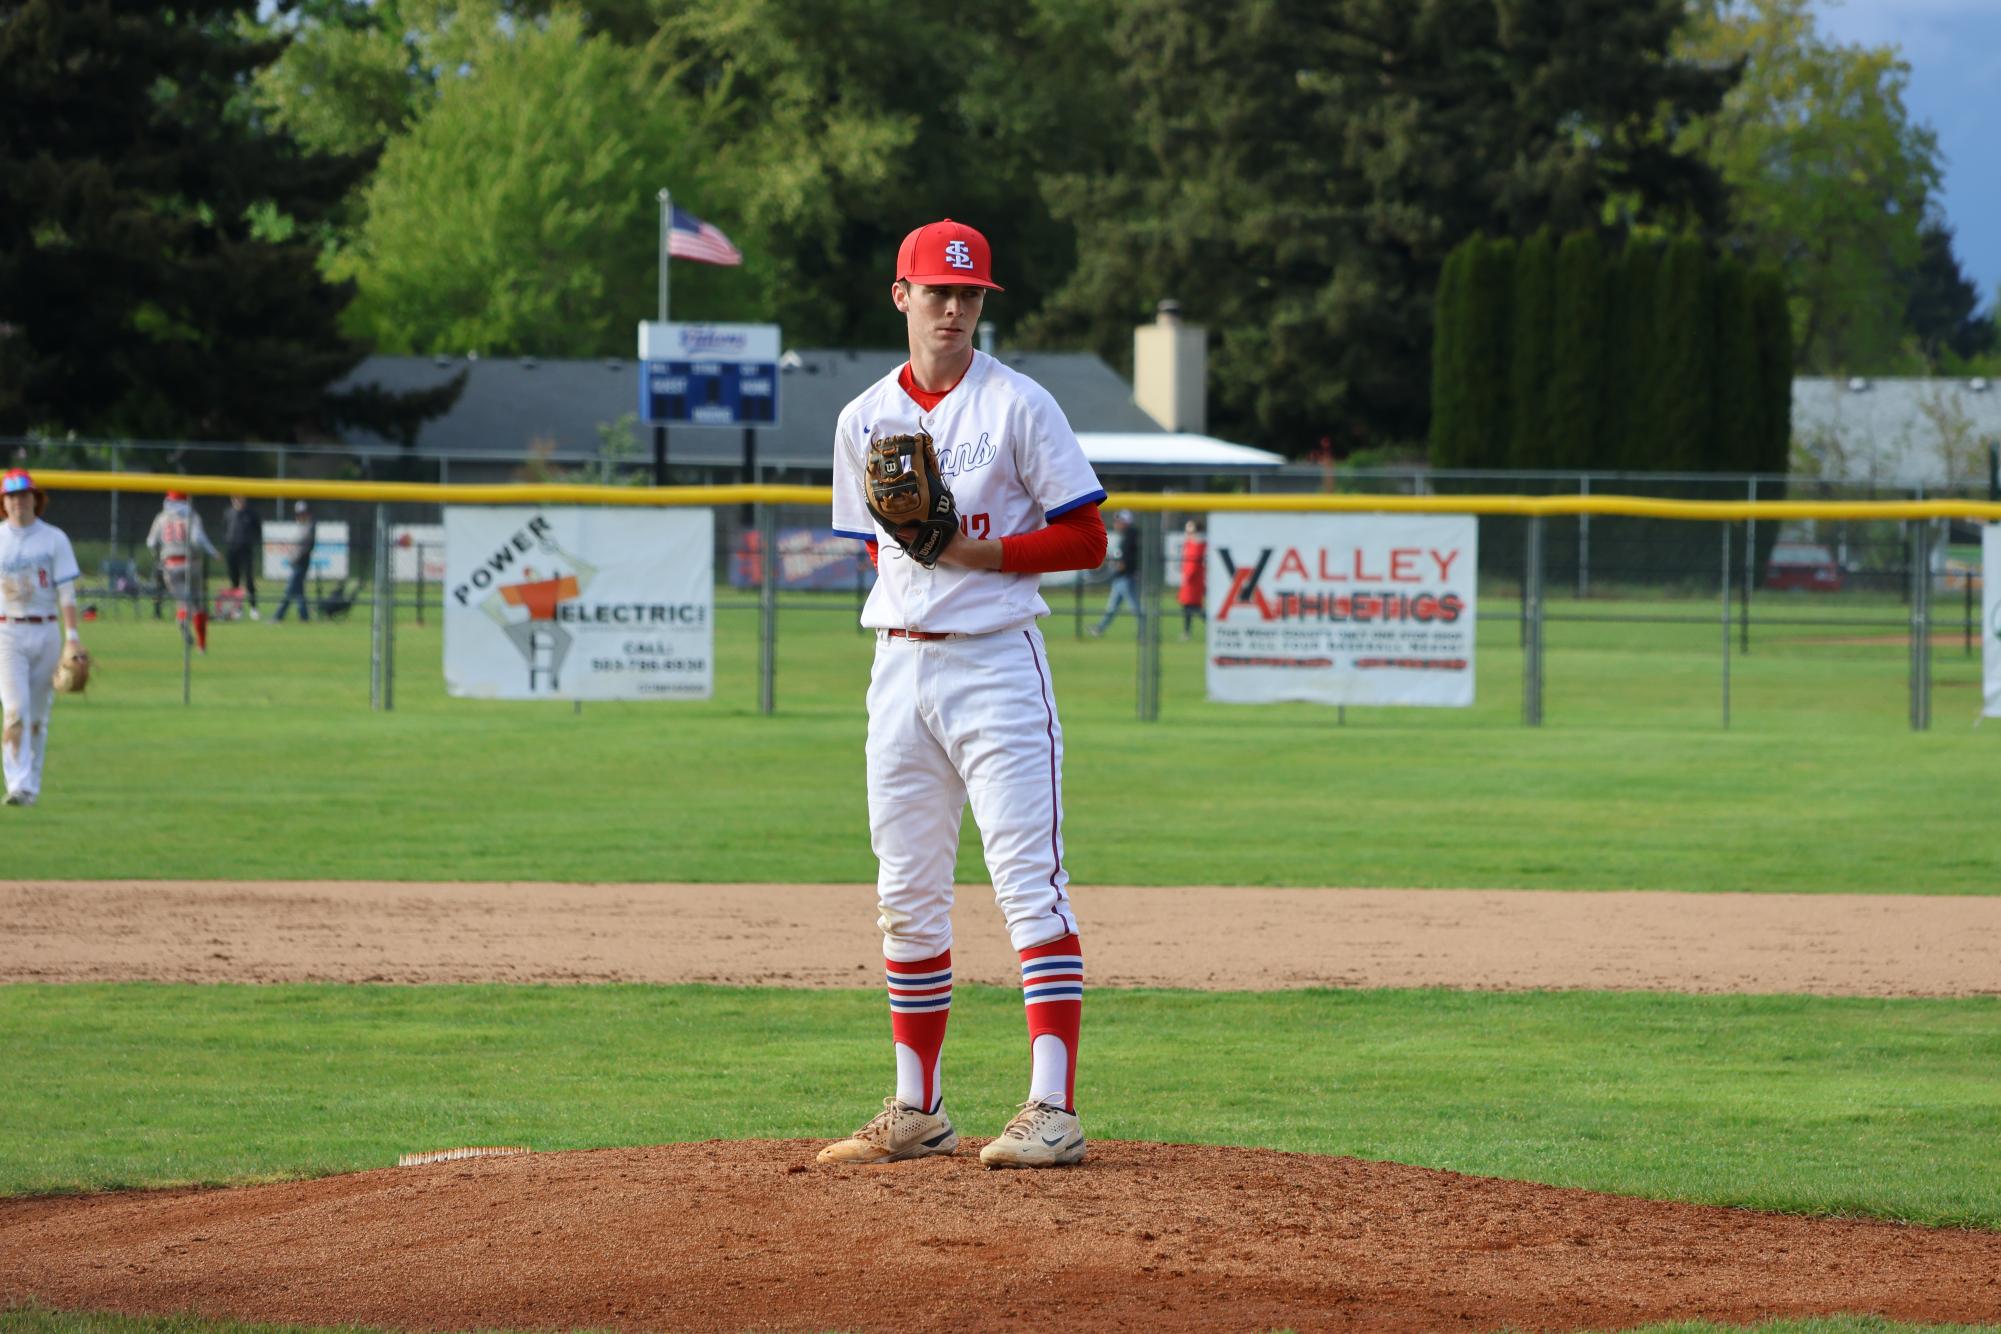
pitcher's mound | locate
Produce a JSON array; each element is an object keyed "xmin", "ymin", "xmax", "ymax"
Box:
[{"xmin": 4, "ymin": 1140, "xmax": 1996, "ymax": 1333}]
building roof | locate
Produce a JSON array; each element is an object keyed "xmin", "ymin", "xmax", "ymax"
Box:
[
  {"xmin": 1792, "ymin": 377, "xmax": 2001, "ymax": 487},
  {"xmin": 333, "ymin": 349, "xmax": 1170, "ymax": 468},
  {"xmin": 1077, "ymin": 432, "xmax": 1284, "ymax": 470}
]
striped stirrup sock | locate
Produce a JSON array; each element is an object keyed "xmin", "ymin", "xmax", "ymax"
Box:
[
  {"xmin": 1018, "ymin": 934, "xmax": 1082, "ymax": 1110},
  {"xmin": 886, "ymin": 951, "xmax": 951, "ymax": 1113}
]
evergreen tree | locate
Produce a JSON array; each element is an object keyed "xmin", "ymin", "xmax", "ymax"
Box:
[
  {"xmin": 0, "ymin": 0, "xmax": 402, "ymax": 441},
  {"xmin": 1546, "ymin": 232, "xmax": 1608, "ymax": 470},
  {"xmin": 1653, "ymin": 236, "xmax": 1715, "ymax": 472},
  {"xmin": 1608, "ymin": 241, "xmax": 1663, "ymax": 471},
  {"xmin": 1749, "ymin": 267, "xmax": 1795, "ymax": 474},
  {"xmin": 1708, "ymin": 258, "xmax": 1761, "ymax": 472},
  {"xmin": 1508, "ymin": 231, "xmax": 1557, "ymax": 469},
  {"xmin": 1034, "ymin": 0, "xmax": 1734, "ymax": 453},
  {"xmin": 1903, "ymin": 217, "xmax": 1997, "ymax": 369},
  {"xmin": 1466, "ymin": 237, "xmax": 1517, "ymax": 469},
  {"xmin": 1429, "ymin": 242, "xmax": 1474, "ymax": 467}
]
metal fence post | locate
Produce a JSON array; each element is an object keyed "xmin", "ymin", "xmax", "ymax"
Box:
[
  {"xmin": 1577, "ymin": 475, "xmax": 1589, "ymax": 599},
  {"xmin": 757, "ymin": 501, "xmax": 777, "ymax": 715},
  {"xmin": 370, "ymin": 504, "xmax": 389, "ymax": 711},
  {"xmin": 1523, "ymin": 515, "xmax": 1544, "ymax": 727},
  {"xmin": 1136, "ymin": 510, "xmax": 1163, "ymax": 721},
  {"xmin": 1720, "ymin": 522, "xmax": 1732, "ymax": 729},
  {"xmin": 1740, "ymin": 477, "xmax": 1755, "ymax": 655},
  {"xmin": 1908, "ymin": 519, "xmax": 1931, "ymax": 731}
]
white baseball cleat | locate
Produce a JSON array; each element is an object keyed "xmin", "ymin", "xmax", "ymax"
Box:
[
  {"xmin": 3, "ymin": 790, "xmax": 24, "ymax": 806},
  {"xmin": 979, "ymin": 1100, "xmax": 1086, "ymax": 1169},
  {"xmin": 816, "ymin": 1097, "xmax": 958, "ymax": 1165}
]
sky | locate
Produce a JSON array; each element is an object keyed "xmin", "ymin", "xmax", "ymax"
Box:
[{"xmin": 1813, "ymin": 0, "xmax": 2001, "ymax": 316}]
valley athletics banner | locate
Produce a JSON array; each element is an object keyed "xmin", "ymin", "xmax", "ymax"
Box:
[
  {"xmin": 443, "ymin": 507, "xmax": 713, "ymax": 700},
  {"xmin": 1986, "ymin": 525, "xmax": 2000, "ymax": 718},
  {"xmin": 1206, "ymin": 512, "xmax": 1478, "ymax": 707}
]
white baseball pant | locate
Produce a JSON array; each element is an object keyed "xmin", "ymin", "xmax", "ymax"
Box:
[
  {"xmin": 867, "ymin": 622, "xmax": 1079, "ymax": 962},
  {"xmin": 0, "ymin": 622, "xmax": 61, "ymax": 800}
]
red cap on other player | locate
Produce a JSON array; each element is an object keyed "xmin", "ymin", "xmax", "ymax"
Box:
[
  {"xmin": 165, "ymin": 490, "xmax": 188, "ymax": 501},
  {"xmin": 3, "ymin": 469, "xmax": 47, "ymax": 515},
  {"xmin": 896, "ymin": 219, "xmax": 1004, "ymax": 292}
]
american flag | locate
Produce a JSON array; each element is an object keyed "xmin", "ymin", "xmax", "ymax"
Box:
[{"xmin": 666, "ymin": 205, "xmax": 743, "ymax": 267}]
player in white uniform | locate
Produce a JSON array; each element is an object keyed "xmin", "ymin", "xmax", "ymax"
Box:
[
  {"xmin": 0, "ymin": 471, "xmax": 85, "ymax": 806},
  {"xmin": 819, "ymin": 220, "xmax": 1110, "ymax": 1170}
]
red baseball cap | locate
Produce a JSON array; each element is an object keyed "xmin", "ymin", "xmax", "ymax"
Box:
[
  {"xmin": 896, "ymin": 219, "xmax": 1004, "ymax": 291},
  {"xmin": 165, "ymin": 490, "xmax": 188, "ymax": 501}
]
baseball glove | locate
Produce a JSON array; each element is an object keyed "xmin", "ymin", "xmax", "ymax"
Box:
[
  {"xmin": 52, "ymin": 643, "xmax": 90, "ymax": 695},
  {"xmin": 862, "ymin": 430, "xmax": 958, "ymax": 568}
]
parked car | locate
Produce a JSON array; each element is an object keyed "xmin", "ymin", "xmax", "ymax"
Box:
[{"xmin": 1763, "ymin": 541, "xmax": 1844, "ymax": 592}]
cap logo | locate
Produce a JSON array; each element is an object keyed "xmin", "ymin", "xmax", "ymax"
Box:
[{"xmin": 944, "ymin": 240, "xmax": 974, "ymax": 270}]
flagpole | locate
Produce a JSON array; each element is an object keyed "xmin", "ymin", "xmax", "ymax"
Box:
[
  {"xmin": 656, "ymin": 187, "xmax": 671, "ymax": 321},
  {"xmin": 654, "ymin": 187, "xmax": 671, "ymax": 486}
]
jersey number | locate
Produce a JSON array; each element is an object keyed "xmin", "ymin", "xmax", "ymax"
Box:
[{"xmin": 958, "ymin": 513, "xmax": 990, "ymax": 539}]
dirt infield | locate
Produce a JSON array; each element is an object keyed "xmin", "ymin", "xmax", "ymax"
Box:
[
  {"xmin": 5, "ymin": 880, "xmax": 1999, "ymax": 1332},
  {"xmin": 5, "ymin": 1141, "xmax": 1999, "ymax": 1333},
  {"xmin": 6, "ymin": 879, "xmax": 2000, "ymax": 995}
]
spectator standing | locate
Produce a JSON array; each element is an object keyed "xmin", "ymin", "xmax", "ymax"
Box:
[
  {"xmin": 1177, "ymin": 518, "xmax": 1207, "ymax": 640},
  {"xmin": 1089, "ymin": 511, "xmax": 1141, "ymax": 636},
  {"xmin": 224, "ymin": 495, "xmax": 264, "ymax": 618},
  {"xmin": 272, "ymin": 501, "xmax": 317, "ymax": 622}
]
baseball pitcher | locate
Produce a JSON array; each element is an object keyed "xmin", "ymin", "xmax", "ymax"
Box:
[{"xmin": 821, "ymin": 219, "xmax": 1110, "ymax": 1170}]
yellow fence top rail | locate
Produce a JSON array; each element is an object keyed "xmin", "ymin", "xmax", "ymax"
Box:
[{"xmin": 30, "ymin": 470, "xmax": 2001, "ymax": 522}]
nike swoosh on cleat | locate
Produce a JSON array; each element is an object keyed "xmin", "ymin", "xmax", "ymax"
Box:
[
  {"xmin": 923, "ymin": 1131, "xmax": 953, "ymax": 1148},
  {"xmin": 1040, "ymin": 1133, "xmax": 1077, "ymax": 1148}
]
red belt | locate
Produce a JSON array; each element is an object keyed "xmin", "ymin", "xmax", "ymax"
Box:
[
  {"xmin": 884, "ymin": 628, "xmax": 954, "ymax": 641},
  {"xmin": 6, "ymin": 616, "xmax": 54, "ymax": 623}
]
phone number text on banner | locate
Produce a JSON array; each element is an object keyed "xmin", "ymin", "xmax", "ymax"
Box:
[
  {"xmin": 1206, "ymin": 512, "xmax": 1478, "ymax": 707},
  {"xmin": 443, "ymin": 507, "xmax": 713, "ymax": 700}
]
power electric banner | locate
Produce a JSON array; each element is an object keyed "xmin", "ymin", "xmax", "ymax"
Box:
[
  {"xmin": 443, "ymin": 507, "xmax": 713, "ymax": 700},
  {"xmin": 1206, "ymin": 513, "xmax": 1478, "ymax": 707},
  {"xmin": 1985, "ymin": 525, "xmax": 2000, "ymax": 718}
]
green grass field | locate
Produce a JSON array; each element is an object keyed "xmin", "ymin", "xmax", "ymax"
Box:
[
  {"xmin": 13, "ymin": 588, "xmax": 1998, "ymax": 888},
  {"xmin": 9, "ymin": 584, "xmax": 1999, "ymax": 1334}
]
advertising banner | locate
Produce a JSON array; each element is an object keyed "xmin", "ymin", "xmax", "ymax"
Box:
[
  {"xmin": 261, "ymin": 521, "xmax": 349, "ymax": 581},
  {"xmin": 443, "ymin": 507, "xmax": 712, "ymax": 701},
  {"xmin": 728, "ymin": 527, "xmax": 874, "ymax": 591},
  {"xmin": 391, "ymin": 524, "xmax": 447, "ymax": 583},
  {"xmin": 1985, "ymin": 525, "xmax": 2000, "ymax": 718},
  {"xmin": 1206, "ymin": 513, "xmax": 1478, "ymax": 707}
]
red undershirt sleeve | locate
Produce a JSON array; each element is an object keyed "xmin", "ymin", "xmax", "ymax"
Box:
[{"xmin": 998, "ymin": 504, "xmax": 1107, "ymax": 575}]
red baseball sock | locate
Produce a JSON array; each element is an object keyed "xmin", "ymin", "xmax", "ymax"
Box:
[
  {"xmin": 1018, "ymin": 934, "xmax": 1082, "ymax": 1111},
  {"xmin": 886, "ymin": 950, "xmax": 951, "ymax": 1114}
]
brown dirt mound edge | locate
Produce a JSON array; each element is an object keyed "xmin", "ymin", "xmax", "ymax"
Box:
[{"xmin": 3, "ymin": 1140, "xmax": 1997, "ymax": 1334}]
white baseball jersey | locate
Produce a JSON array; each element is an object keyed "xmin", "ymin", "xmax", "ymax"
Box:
[
  {"xmin": 0, "ymin": 520, "xmax": 80, "ymax": 618},
  {"xmin": 832, "ymin": 350, "xmax": 1106, "ymax": 635}
]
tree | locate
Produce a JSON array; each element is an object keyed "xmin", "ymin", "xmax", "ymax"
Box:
[
  {"xmin": 1652, "ymin": 235, "xmax": 1715, "ymax": 472},
  {"xmin": 1707, "ymin": 257, "xmax": 1760, "ymax": 472},
  {"xmin": 1607, "ymin": 240, "xmax": 1662, "ymax": 471},
  {"xmin": 0, "ymin": 0, "xmax": 397, "ymax": 441},
  {"xmin": 1429, "ymin": 244, "xmax": 1474, "ymax": 468},
  {"xmin": 1508, "ymin": 231, "xmax": 1556, "ymax": 469},
  {"xmin": 1546, "ymin": 231, "xmax": 1608, "ymax": 471},
  {"xmin": 1678, "ymin": 0, "xmax": 1940, "ymax": 373},
  {"xmin": 1031, "ymin": 0, "xmax": 1735, "ymax": 454},
  {"xmin": 1902, "ymin": 217, "xmax": 1996, "ymax": 369},
  {"xmin": 331, "ymin": 9, "xmax": 754, "ymax": 356}
]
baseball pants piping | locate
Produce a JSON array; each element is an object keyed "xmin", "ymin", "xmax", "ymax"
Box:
[
  {"xmin": 866, "ymin": 623, "xmax": 1078, "ymax": 962},
  {"xmin": 0, "ymin": 622, "xmax": 60, "ymax": 799}
]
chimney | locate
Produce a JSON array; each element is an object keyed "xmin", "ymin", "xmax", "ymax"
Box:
[{"xmin": 1133, "ymin": 299, "xmax": 1206, "ymax": 433}]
